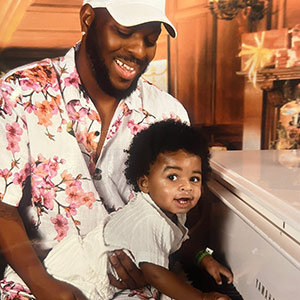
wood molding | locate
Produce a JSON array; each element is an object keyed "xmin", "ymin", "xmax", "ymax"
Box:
[{"xmin": 0, "ymin": 0, "xmax": 33, "ymax": 50}]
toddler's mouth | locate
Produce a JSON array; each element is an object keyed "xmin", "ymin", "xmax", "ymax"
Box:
[{"xmin": 175, "ymin": 197, "xmax": 192, "ymax": 205}]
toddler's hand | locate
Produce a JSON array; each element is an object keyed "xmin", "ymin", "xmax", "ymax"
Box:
[{"xmin": 199, "ymin": 255, "xmax": 233, "ymax": 285}]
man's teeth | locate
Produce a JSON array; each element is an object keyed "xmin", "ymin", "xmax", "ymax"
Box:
[{"xmin": 116, "ymin": 59, "xmax": 134, "ymax": 72}]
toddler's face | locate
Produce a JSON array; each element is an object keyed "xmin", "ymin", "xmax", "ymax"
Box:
[{"xmin": 138, "ymin": 149, "xmax": 202, "ymax": 217}]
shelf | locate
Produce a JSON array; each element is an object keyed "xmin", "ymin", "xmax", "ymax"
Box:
[{"xmin": 237, "ymin": 66, "xmax": 300, "ymax": 88}]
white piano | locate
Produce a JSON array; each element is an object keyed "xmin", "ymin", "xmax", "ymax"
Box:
[{"xmin": 207, "ymin": 150, "xmax": 300, "ymax": 300}]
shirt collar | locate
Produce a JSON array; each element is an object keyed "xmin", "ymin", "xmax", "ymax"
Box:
[
  {"xmin": 57, "ymin": 45, "xmax": 152, "ymax": 118},
  {"xmin": 139, "ymin": 192, "xmax": 187, "ymax": 227}
]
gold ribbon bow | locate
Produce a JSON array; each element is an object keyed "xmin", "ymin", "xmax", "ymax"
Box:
[{"xmin": 239, "ymin": 31, "xmax": 275, "ymax": 87}]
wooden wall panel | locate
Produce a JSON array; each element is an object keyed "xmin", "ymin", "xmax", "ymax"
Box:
[
  {"xmin": 215, "ymin": 19, "xmax": 244, "ymax": 124},
  {"xmin": 171, "ymin": 15, "xmax": 213, "ymax": 124},
  {"xmin": 168, "ymin": 1, "xmax": 214, "ymax": 124},
  {"xmin": 285, "ymin": 0, "xmax": 300, "ymax": 28},
  {"xmin": 272, "ymin": 0, "xmax": 300, "ymax": 29},
  {"xmin": 167, "ymin": 0, "xmax": 244, "ymax": 149},
  {"xmin": 0, "ymin": 0, "xmax": 82, "ymax": 50}
]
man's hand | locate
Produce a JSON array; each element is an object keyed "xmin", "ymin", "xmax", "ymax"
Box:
[
  {"xmin": 108, "ymin": 249, "xmax": 146, "ymax": 290},
  {"xmin": 199, "ymin": 255, "xmax": 233, "ymax": 285},
  {"xmin": 202, "ymin": 292, "xmax": 232, "ymax": 300},
  {"xmin": 31, "ymin": 275, "xmax": 88, "ymax": 300}
]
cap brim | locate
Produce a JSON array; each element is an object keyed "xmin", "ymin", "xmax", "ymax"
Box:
[{"xmin": 106, "ymin": 3, "xmax": 177, "ymax": 38}]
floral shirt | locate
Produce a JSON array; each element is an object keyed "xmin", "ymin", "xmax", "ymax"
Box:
[{"xmin": 0, "ymin": 45, "xmax": 189, "ymax": 256}]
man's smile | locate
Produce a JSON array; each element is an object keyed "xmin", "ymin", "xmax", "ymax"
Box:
[{"xmin": 114, "ymin": 58, "xmax": 137, "ymax": 80}]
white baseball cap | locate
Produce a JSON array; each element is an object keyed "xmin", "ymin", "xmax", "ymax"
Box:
[{"xmin": 82, "ymin": 0, "xmax": 177, "ymax": 37}]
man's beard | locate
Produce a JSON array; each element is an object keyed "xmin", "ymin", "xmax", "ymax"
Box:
[{"xmin": 85, "ymin": 20, "xmax": 150, "ymax": 100}]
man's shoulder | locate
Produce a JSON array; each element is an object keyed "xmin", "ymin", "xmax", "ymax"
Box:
[
  {"xmin": 138, "ymin": 78, "xmax": 175, "ymax": 101},
  {"xmin": 0, "ymin": 55, "xmax": 67, "ymax": 101},
  {"xmin": 136, "ymin": 78, "xmax": 189, "ymax": 122},
  {"xmin": 3, "ymin": 58, "xmax": 55, "ymax": 79}
]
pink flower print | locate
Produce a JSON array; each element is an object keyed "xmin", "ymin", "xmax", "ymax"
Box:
[
  {"xmin": 0, "ymin": 80, "xmax": 18, "ymax": 115},
  {"xmin": 13, "ymin": 164, "xmax": 30, "ymax": 186},
  {"xmin": 76, "ymin": 129, "xmax": 97, "ymax": 153},
  {"xmin": 33, "ymin": 154, "xmax": 64, "ymax": 179},
  {"xmin": 31, "ymin": 155, "xmax": 65, "ymax": 210},
  {"xmin": 106, "ymin": 116, "xmax": 123, "ymax": 139},
  {"xmin": 5, "ymin": 122, "xmax": 23, "ymax": 153},
  {"xmin": 6, "ymin": 139, "xmax": 21, "ymax": 154},
  {"xmin": 60, "ymin": 170, "xmax": 74, "ymax": 183},
  {"xmin": 112, "ymin": 116, "xmax": 122, "ymax": 131},
  {"xmin": 6, "ymin": 122, "xmax": 22, "ymax": 142},
  {"xmin": 122, "ymin": 103, "xmax": 132, "ymax": 117},
  {"xmin": 48, "ymin": 95, "xmax": 61, "ymax": 115},
  {"xmin": 18, "ymin": 64, "xmax": 58, "ymax": 93},
  {"xmin": 127, "ymin": 120, "xmax": 148, "ymax": 135},
  {"xmin": 51, "ymin": 214, "xmax": 69, "ymax": 241},
  {"xmin": 80, "ymin": 192, "xmax": 96, "ymax": 209},
  {"xmin": 65, "ymin": 182, "xmax": 85, "ymax": 206},
  {"xmin": 24, "ymin": 100, "xmax": 34, "ymax": 113},
  {"xmin": 162, "ymin": 112, "xmax": 180, "ymax": 121},
  {"xmin": 31, "ymin": 177, "xmax": 56, "ymax": 211},
  {"xmin": 64, "ymin": 71, "xmax": 80, "ymax": 89},
  {"xmin": 66, "ymin": 99, "xmax": 89, "ymax": 123},
  {"xmin": 34, "ymin": 100, "xmax": 53, "ymax": 127},
  {"xmin": 87, "ymin": 109, "xmax": 101, "ymax": 122},
  {"xmin": 41, "ymin": 189, "xmax": 56, "ymax": 210},
  {"xmin": 19, "ymin": 76, "xmax": 42, "ymax": 93},
  {"xmin": 65, "ymin": 203, "xmax": 78, "ymax": 218},
  {"xmin": 0, "ymin": 168, "xmax": 12, "ymax": 180},
  {"xmin": 0, "ymin": 278, "xmax": 33, "ymax": 299}
]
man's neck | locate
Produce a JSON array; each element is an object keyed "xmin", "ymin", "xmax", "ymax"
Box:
[{"xmin": 76, "ymin": 44, "xmax": 119, "ymax": 161}]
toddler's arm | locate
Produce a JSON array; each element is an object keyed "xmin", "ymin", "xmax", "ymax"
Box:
[{"xmin": 140, "ymin": 262, "xmax": 231, "ymax": 300}]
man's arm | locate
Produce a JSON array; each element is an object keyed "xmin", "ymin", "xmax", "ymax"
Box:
[
  {"xmin": 140, "ymin": 262, "xmax": 231, "ymax": 300},
  {"xmin": 0, "ymin": 201, "xmax": 87, "ymax": 300},
  {"xmin": 108, "ymin": 249, "xmax": 147, "ymax": 289}
]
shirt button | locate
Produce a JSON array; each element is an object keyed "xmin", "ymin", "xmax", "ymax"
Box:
[{"xmin": 93, "ymin": 168, "xmax": 102, "ymax": 180}]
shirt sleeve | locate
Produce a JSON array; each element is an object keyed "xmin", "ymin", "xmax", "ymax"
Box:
[
  {"xmin": 131, "ymin": 215, "xmax": 173, "ymax": 268},
  {"xmin": 105, "ymin": 212, "xmax": 174, "ymax": 269},
  {"xmin": 0, "ymin": 78, "xmax": 30, "ymax": 206}
]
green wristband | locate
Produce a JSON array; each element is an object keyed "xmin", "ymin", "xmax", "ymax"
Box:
[{"xmin": 194, "ymin": 247, "xmax": 214, "ymax": 265}]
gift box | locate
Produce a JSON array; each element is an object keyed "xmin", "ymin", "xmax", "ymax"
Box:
[
  {"xmin": 275, "ymin": 49, "xmax": 299, "ymax": 68},
  {"xmin": 291, "ymin": 24, "xmax": 300, "ymax": 60},
  {"xmin": 275, "ymin": 49, "xmax": 290, "ymax": 69},
  {"xmin": 240, "ymin": 28, "xmax": 289, "ymax": 71}
]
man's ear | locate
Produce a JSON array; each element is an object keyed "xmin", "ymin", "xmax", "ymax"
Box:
[
  {"xmin": 137, "ymin": 176, "xmax": 149, "ymax": 193},
  {"xmin": 80, "ymin": 4, "xmax": 95, "ymax": 34}
]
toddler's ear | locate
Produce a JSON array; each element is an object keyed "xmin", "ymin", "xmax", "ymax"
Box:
[{"xmin": 137, "ymin": 176, "xmax": 149, "ymax": 193}]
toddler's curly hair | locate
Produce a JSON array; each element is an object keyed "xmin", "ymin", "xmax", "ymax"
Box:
[{"xmin": 124, "ymin": 119, "xmax": 211, "ymax": 192}]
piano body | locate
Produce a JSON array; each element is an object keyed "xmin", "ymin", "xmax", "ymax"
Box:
[{"xmin": 207, "ymin": 150, "xmax": 300, "ymax": 300}]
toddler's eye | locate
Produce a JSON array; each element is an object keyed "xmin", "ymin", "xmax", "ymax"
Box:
[
  {"xmin": 190, "ymin": 176, "xmax": 200, "ymax": 183},
  {"xmin": 168, "ymin": 174, "xmax": 177, "ymax": 181}
]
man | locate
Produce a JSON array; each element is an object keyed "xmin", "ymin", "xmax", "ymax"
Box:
[{"xmin": 0, "ymin": 1, "xmax": 231, "ymax": 299}]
